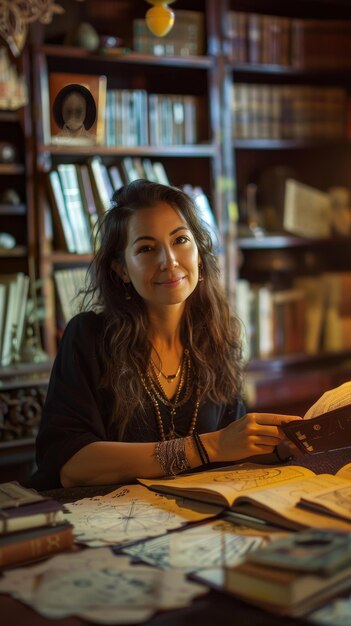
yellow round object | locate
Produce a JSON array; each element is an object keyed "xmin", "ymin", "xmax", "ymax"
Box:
[{"xmin": 146, "ymin": 5, "xmax": 175, "ymax": 37}]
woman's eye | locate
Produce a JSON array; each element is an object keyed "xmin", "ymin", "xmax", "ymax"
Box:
[
  {"xmin": 175, "ymin": 236, "xmax": 189, "ymax": 244},
  {"xmin": 137, "ymin": 245, "xmax": 153, "ymax": 254}
]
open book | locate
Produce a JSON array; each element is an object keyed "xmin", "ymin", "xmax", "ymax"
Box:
[{"xmin": 139, "ymin": 462, "xmax": 351, "ymax": 532}]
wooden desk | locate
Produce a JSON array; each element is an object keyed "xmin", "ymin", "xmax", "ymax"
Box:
[{"xmin": 1, "ymin": 449, "xmax": 350, "ymax": 626}]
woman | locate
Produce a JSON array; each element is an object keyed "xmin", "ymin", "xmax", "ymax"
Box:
[{"xmin": 30, "ymin": 180, "xmax": 300, "ymax": 490}]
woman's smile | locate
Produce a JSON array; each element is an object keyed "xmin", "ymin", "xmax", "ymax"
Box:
[{"xmin": 154, "ymin": 275, "xmax": 186, "ymax": 287}]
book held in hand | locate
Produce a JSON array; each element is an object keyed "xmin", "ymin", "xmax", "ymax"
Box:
[{"xmin": 281, "ymin": 403, "xmax": 351, "ymax": 454}]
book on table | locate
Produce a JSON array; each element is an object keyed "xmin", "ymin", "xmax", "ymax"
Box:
[
  {"xmin": 221, "ymin": 529, "xmax": 351, "ymax": 617},
  {"xmin": 139, "ymin": 461, "xmax": 351, "ymax": 532},
  {"xmin": 0, "ymin": 482, "xmax": 73, "ymax": 568},
  {"xmin": 0, "ymin": 523, "xmax": 73, "ymax": 569},
  {"xmin": 0, "ymin": 481, "xmax": 66, "ymax": 534}
]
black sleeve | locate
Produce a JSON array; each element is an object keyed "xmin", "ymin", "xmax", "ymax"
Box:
[
  {"xmin": 31, "ymin": 312, "xmax": 111, "ymax": 489},
  {"xmin": 218, "ymin": 397, "xmax": 247, "ymax": 428}
]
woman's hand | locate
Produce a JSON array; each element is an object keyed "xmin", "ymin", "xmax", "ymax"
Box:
[{"xmin": 204, "ymin": 413, "xmax": 302, "ymax": 463}]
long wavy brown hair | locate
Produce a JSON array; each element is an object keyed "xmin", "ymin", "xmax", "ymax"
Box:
[{"xmin": 81, "ymin": 180, "xmax": 244, "ymax": 438}]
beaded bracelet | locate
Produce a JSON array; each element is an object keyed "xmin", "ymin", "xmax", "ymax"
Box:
[
  {"xmin": 193, "ymin": 432, "xmax": 210, "ymax": 465},
  {"xmin": 154, "ymin": 438, "xmax": 191, "ymax": 476}
]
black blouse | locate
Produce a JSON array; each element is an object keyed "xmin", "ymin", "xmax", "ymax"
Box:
[{"xmin": 29, "ymin": 312, "xmax": 246, "ymax": 490}]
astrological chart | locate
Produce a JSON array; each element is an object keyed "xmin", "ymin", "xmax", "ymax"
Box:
[
  {"xmin": 0, "ymin": 547, "xmax": 206, "ymax": 624},
  {"xmin": 122, "ymin": 518, "xmax": 265, "ymax": 571},
  {"xmin": 63, "ymin": 484, "xmax": 219, "ymax": 546},
  {"xmin": 211, "ymin": 466, "xmax": 306, "ymax": 493}
]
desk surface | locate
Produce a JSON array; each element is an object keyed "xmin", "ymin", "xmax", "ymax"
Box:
[{"xmin": 1, "ymin": 449, "xmax": 350, "ymax": 626}]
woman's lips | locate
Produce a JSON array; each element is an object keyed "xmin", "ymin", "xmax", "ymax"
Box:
[{"xmin": 155, "ymin": 276, "xmax": 185, "ymax": 287}]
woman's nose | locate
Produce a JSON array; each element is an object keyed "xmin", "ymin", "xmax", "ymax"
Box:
[{"xmin": 159, "ymin": 247, "xmax": 179, "ymax": 270}]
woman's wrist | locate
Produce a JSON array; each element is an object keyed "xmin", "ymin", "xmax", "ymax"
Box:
[{"xmin": 201, "ymin": 431, "xmax": 220, "ymax": 463}]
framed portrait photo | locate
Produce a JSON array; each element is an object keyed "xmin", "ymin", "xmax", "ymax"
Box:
[{"xmin": 48, "ymin": 72, "xmax": 107, "ymax": 146}]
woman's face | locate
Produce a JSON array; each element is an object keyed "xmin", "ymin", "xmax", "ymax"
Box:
[
  {"xmin": 62, "ymin": 92, "xmax": 86, "ymax": 131},
  {"xmin": 120, "ymin": 202, "xmax": 200, "ymax": 312}
]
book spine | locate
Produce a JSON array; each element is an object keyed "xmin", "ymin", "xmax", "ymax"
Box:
[{"xmin": 0, "ymin": 525, "xmax": 73, "ymax": 568}]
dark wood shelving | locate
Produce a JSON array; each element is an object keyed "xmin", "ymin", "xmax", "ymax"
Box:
[
  {"xmin": 37, "ymin": 44, "xmax": 213, "ymax": 69},
  {"xmin": 37, "ymin": 144, "xmax": 217, "ymax": 158},
  {"xmin": 0, "ymin": 246, "xmax": 27, "ymax": 257},
  {"xmin": 0, "ymin": 203, "xmax": 26, "ymax": 215},
  {"xmin": 233, "ymin": 139, "xmax": 350, "ymax": 150},
  {"xmin": 49, "ymin": 251, "xmax": 93, "ymax": 264},
  {"xmin": 0, "ymin": 163, "xmax": 25, "ymax": 175},
  {"xmin": 238, "ymin": 234, "xmax": 351, "ymax": 250},
  {"xmin": 248, "ymin": 349, "xmax": 351, "ymax": 373},
  {"xmin": 0, "ymin": 111, "xmax": 19, "ymax": 122},
  {"xmin": 228, "ymin": 61, "xmax": 351, "ymax": 77}
]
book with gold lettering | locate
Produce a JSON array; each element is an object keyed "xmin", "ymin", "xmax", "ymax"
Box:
[{"xmin": 0, "ymin": 523, "xmax": 73, "ymax": 569}]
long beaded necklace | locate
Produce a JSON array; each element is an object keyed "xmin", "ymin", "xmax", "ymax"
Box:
[{"xmin": 138, "ymin": 350, "xmax": 200, "ymax": 441}]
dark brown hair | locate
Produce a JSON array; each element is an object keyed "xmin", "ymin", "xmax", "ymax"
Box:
[{"xmin": 82, "ymin": 179, "xmax": 243, "ymax": 437}]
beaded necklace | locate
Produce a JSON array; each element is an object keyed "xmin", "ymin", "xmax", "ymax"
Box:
[{"xmin": 138, "ymin": 349, "xmax": 200, "ymax": 441}]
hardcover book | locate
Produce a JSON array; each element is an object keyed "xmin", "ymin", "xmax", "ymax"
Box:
[
  {"xmin": 0, "ymin": 482, "xmax": 65, "ymax": 535},
  {"xmin": 281, "ymin": 403, "xmax": 351, "ymax": 455},
  {"xmin": 224, "ymin": 550, "xmax": 351, "ymax": 616},
  {"xmin": 0, "ymin": 522, "xmax": 73, "ymax": 568}
]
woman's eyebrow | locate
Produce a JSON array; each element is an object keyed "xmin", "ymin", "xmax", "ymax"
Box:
[{"xmin": 132, "ymin": 226, "xmax": 189, "ymax": 246}]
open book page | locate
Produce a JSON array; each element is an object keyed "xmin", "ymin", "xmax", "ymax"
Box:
[
  {"xmin": 140, "ymin": 463, "xmax": 316, "ymax": 507},
  {"xmin": 304, "ymin": 381, "xmax": 351, "ymax": 418},
  {"xmin": 298, "ymin": 464, "xmax": 351, "ymax": 522},
  {"xmin": 336, "ymin": 462, "xmax": 351, "ymax": 479},
  {"xmin": 239, "ymin": 474, "xmax": 351, "ymax": 531}
]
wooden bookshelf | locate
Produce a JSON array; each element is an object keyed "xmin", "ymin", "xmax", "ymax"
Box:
[{"xmin": 223, "ymin": 0, "xmax": 351, "ymax": 409}]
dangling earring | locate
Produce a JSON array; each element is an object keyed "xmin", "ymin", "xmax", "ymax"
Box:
[
  {"xmin": 198, "ymin": 265, "xmax": 204, "ymax": 282},
  {"xmin": 122, "ymin": 281, "xmax": 132, "ymax": 300}
]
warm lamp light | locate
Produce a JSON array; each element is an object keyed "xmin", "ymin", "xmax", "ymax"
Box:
[{"xmin": 145, "ymin": 1, "xmax": 175, "ymax": 38}]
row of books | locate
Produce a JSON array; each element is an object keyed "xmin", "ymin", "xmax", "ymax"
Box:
[
  {"xmin": 0, "ymin": 273, "xmax": 29, "ymax": 367},
  {"xmin": 236, "ymin": 272, "xmax": 351, "ymax": 360},
  {"xmin": 47, "ymin": 157, "xmax": 168, "ymax": 254},
  {"xmin": 54, "ymin": 268, "xmax": 88, "ymax": 325},
  {"xmin": 225, "ymin": 12, "xmax": 351, "ymax": 69},
  {"xmin": 0, "ymin": 482, "xmax": 72, "ymax": 569},
  {"xmin": 47, "ymin": 157, "xmax": 218, "ymax": 257},
  {"xmin": 232, "ymin": 84, "xmax": 347, "ymax": 140},
  {"xmin": 105, "ymin": 89, "xmax": 199, "ymax": 147},
  {"xmin": 133, "ymin": 10, "xmax": 205, "ymax": 57}
]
